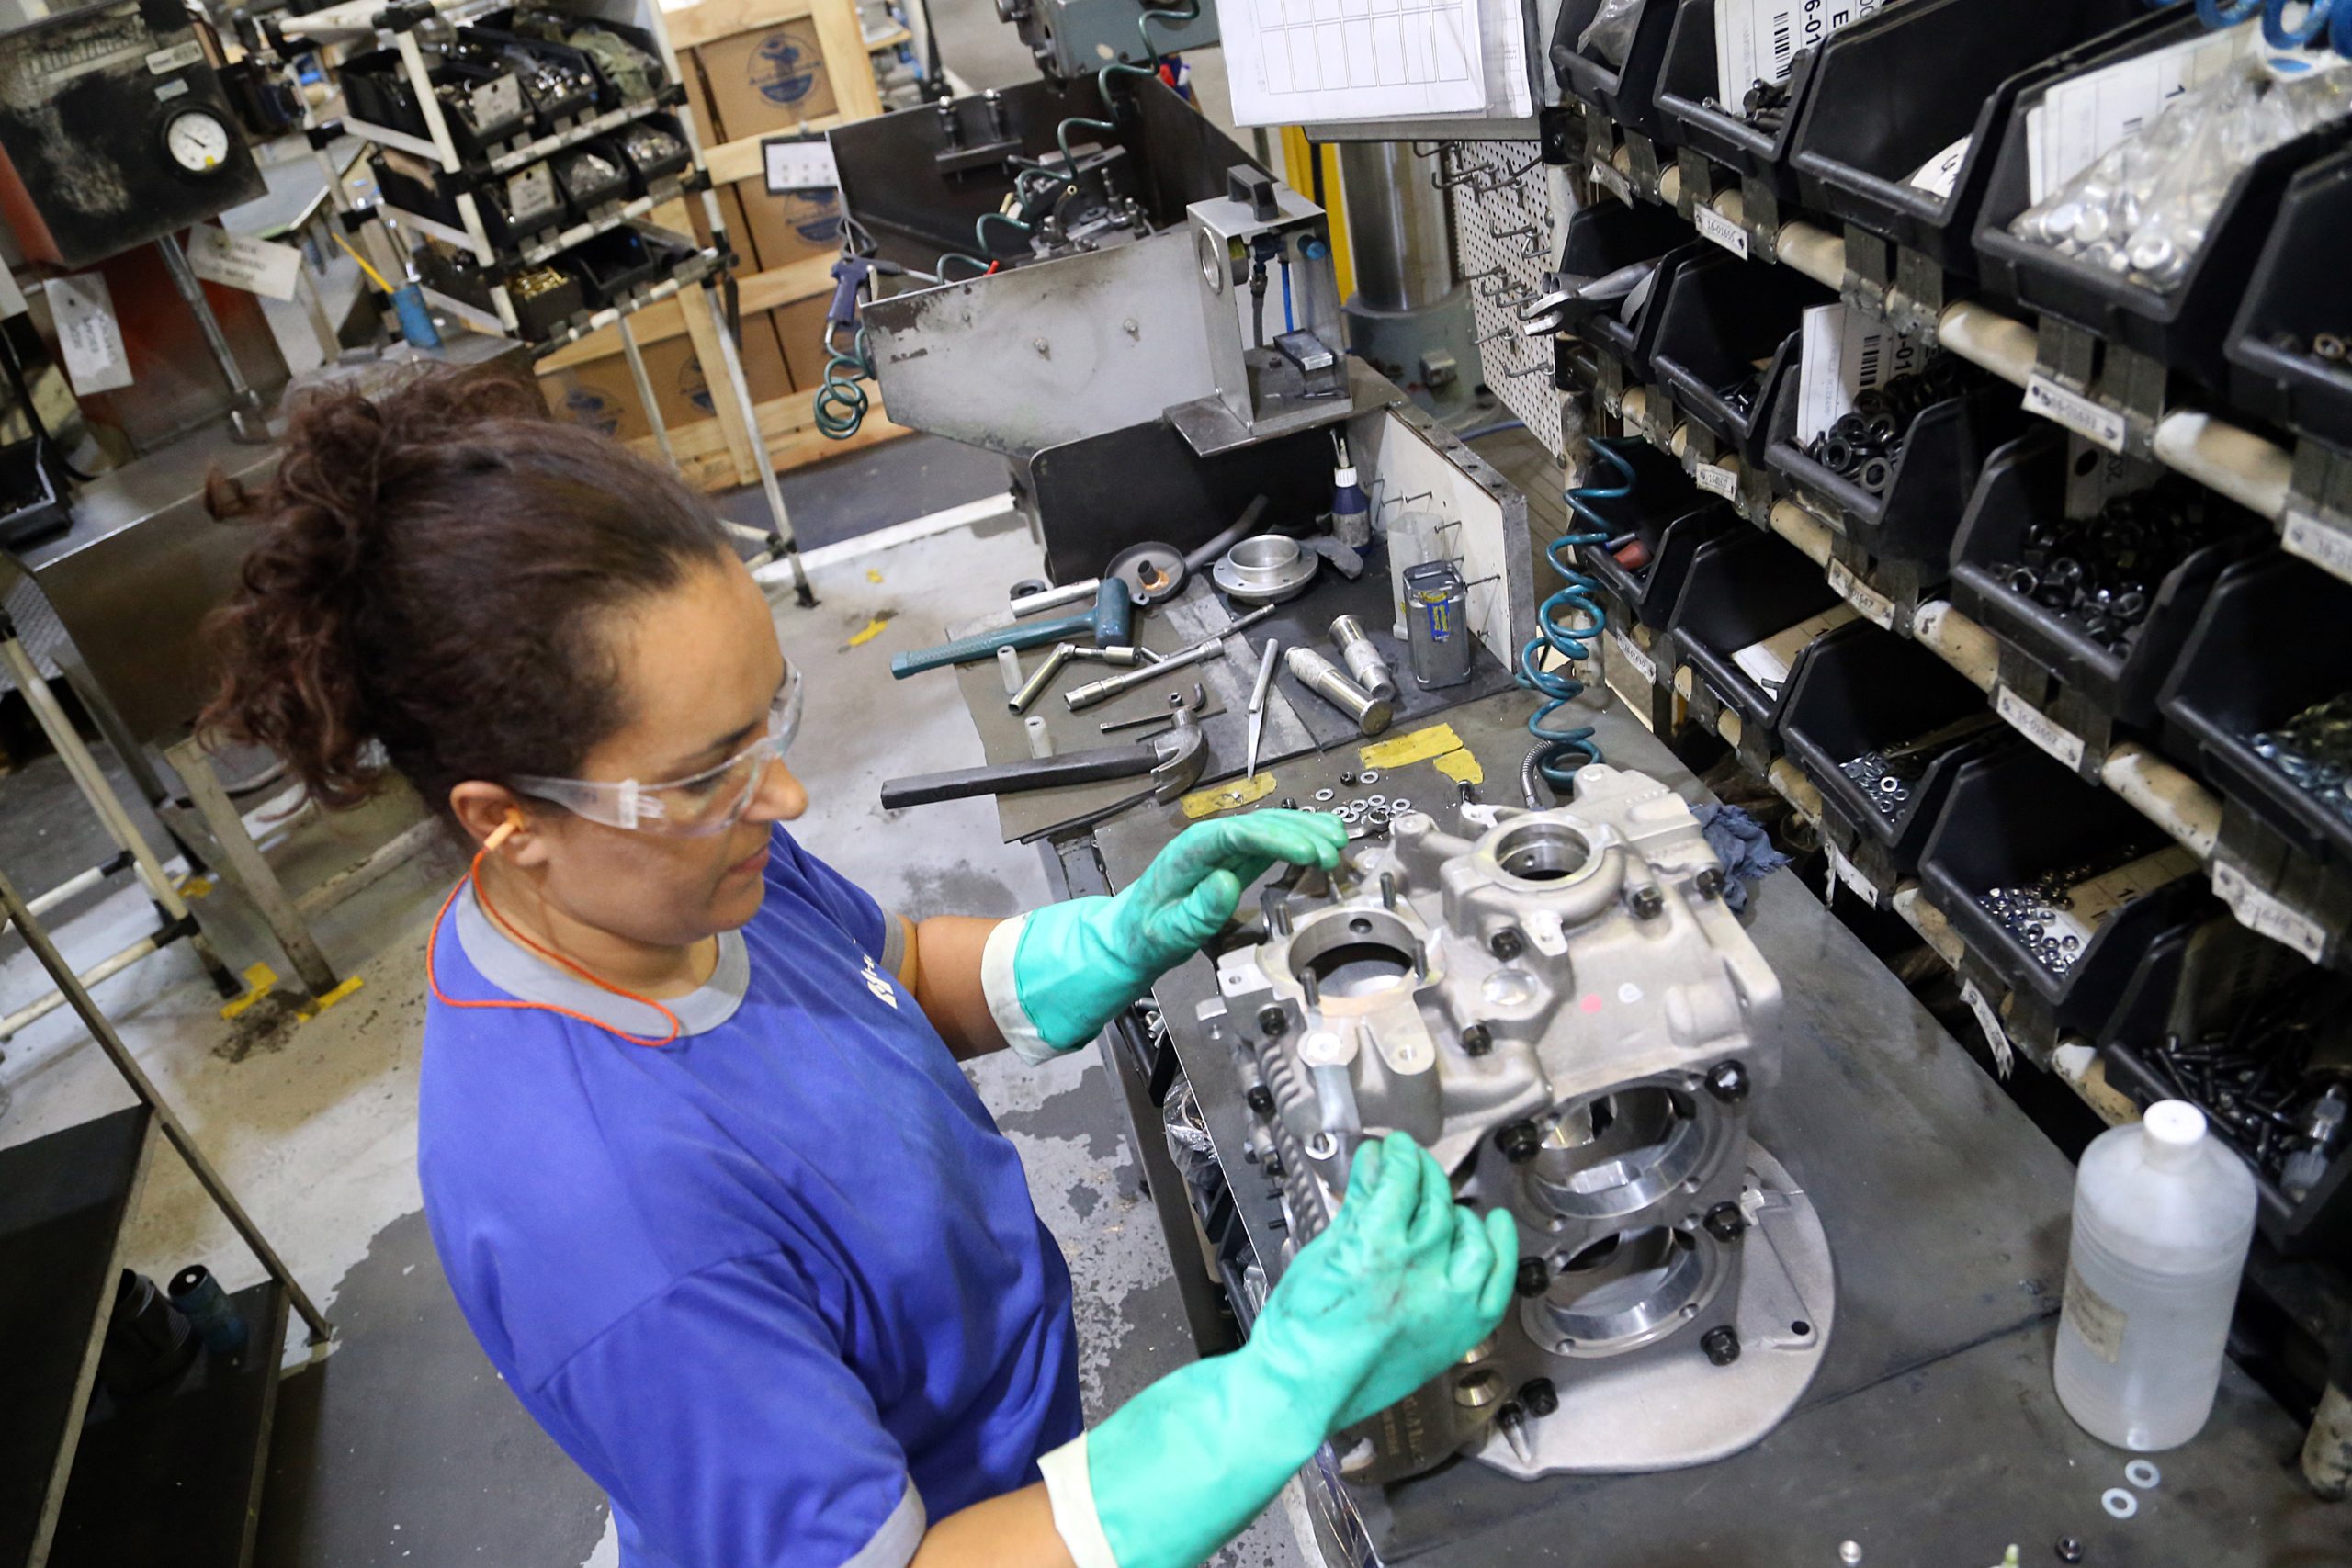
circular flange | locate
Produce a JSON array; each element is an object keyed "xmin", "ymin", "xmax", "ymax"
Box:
[
  {"xmin": 1107, "ymin": 540, "xmax": 1188, "ymax": 604},
  {"xmin": 1211, "ymin": 534, "xmax": 1320, "ymax": 604}
]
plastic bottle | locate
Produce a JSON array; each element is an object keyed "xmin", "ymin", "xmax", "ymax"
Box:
[{"xmin": 2053, "ymin": 1100, "xmax": 2256, "ymax": 1450}]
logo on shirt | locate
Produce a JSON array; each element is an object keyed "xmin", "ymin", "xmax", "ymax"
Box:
[{"xmin": 859, "ymin": 953, "xmax": 899, "ymax": 1010}]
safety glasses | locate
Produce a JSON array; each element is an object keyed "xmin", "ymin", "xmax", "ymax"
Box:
[{"xmin": 510, "ymin": 665, "xmax": 803, "ymax": 836}]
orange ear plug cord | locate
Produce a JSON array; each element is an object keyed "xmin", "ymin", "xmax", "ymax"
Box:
[{"xmin": 424, "ymin": 809, "xmax": 684, "ymax": 1047}]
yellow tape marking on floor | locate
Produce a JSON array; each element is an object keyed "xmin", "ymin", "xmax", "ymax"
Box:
[
  {"xmin": 218, "ymin": 963, "xmax": 278, "ymax": 1020},
  {"xmin": 1359, "ymin": 723, "xmax": 1466, "ymax": 770},
  {"xmin": 1433, "ymin": 749, "xmax": 1486, "ymax": 786},
  {"xmin": 1182, "ymin": 773, "xmax": 1278, "ymax": 818},
  {"xmin": 296, "ymin": 976, "xmax": 366, "ymax": 1022},
  {"xmin": 844, "ymin": 617, "xmax": 892, "ymax": 648}
]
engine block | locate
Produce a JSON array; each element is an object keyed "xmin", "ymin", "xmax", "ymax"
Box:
[{"xmin": 1202, "ymin": 765, "xmax": 1834, "ymax": 1483}]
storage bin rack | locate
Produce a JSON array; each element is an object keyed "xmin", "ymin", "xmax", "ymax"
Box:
[
  {"xmin": 1548, "ymin": 0, "xmax": 1684, "ymax": 195},
  {"xmin": 284, "ymin": 0, "xmax": 809, "ymax": 599},
  {"xmin": 1948, "ymin": 429, "xmax": 2267, "ymax": 783},
  {"xmin": 1546, "ymin": 201, "xmax": 1697, "ymax": 412},
  {"xmin": 1649, "ymin": 0, "xmax": 1830, "ymax": 254},
  {"xmin": 2159, "ymin": 554, "xmax": 2352, "ymax": 969},
  {"xmin": 1644, "ymin": 246, "xmax": 1827, "ymax": 474}
]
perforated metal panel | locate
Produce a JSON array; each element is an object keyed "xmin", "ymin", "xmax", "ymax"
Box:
[{"xmin": 1442, "ymin": 141, "xmax": 1567, "ymax": 459}]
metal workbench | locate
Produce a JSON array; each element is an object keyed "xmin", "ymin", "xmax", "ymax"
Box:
[{"xmin": 969, "ymin": 657, "xmax": 2343, "ymax": 1562}]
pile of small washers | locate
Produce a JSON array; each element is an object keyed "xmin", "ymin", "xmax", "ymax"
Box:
[{"xmin": 1287, "ymin": 768, "xmax": 1413, "ymax": 838}]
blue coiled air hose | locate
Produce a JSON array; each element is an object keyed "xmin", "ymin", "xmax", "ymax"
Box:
[{"xmin": 1516, "ymin": 440, "xmax": 1632, "ymax": 797}]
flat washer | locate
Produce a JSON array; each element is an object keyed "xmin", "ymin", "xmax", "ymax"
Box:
[
  {"xmin": 2101, "ymin": 1489, "xmax": 2137, "ymax": 1520},
  {"xmin": 1366, "ymin": 795, "xmax": 1386, "ymax": 807},
  {"xmin": 1360, "ymin": 769, "xmax": 1382, "ymax": 784},
  {"xmin": 2124, "ymin": 1460, "xmax": 2160, "ymax": 1490},
  {"xmin": 1392, "ymin": 797, "xmax": 1412, "ymax": 812},
  {"xmin": 1315, "ymin": 787, "xmax": 1336, "ymax": 802}
]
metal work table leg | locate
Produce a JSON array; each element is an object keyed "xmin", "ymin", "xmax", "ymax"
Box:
[{"xmin": 163, "ymin": 736, "xmax": 339, "ymax": 997}]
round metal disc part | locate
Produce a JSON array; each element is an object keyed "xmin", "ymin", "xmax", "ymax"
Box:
[
  {"xmin": 1211, "ymin": 534, "xmax": 1320, "ymax": 604},
  {"xmin": 1107, "ymin": 541, "xmax": 1188, "ymax": 604}
]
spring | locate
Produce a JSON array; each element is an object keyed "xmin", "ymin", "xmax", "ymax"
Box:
[{"xmin": 1515, "ymin": 440, "xmax": 1627, "ymax": 795}]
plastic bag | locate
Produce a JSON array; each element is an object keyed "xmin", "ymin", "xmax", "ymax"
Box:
[
  {"xmin": 1577, "ymin": 0, "xmax": 1646, "ymax": 71},
  {"xmin": 2009, "ymin": 56, "xmax": 2352, "ymax": 291}
]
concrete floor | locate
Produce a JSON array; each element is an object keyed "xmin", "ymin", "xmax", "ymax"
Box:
[{"xmin": 0, "ymin": 493, "xmax": 1314, "ymax": 1568}]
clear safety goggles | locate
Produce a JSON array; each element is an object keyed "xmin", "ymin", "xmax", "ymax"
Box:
[{"xmin": 510, "ymin": 665, "xmax": 803, "ymax": 836}]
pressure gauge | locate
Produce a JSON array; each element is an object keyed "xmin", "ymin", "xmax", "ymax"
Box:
[{"xmin": 161, "ymin": 107, "xmax": 233, "ymax": 176}]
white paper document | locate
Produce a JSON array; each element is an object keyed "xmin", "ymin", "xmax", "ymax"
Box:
[
  {"xmin": 2025, "ymin": 23, "xmax": 2254, "ymax": 201},
  {"xmin": 1793, "ymin": 302, "xmax": 1929, "ymax": 445},
  {"xmin": 1225, "ymin": 0, "xmax": 1489, "ymax": 126},
  {"xmin": 1714, "ymin": 0, "xmax": 1887, "ymax": 105}
]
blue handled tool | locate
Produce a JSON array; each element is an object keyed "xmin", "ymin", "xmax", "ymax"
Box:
[{"xmin": 892, "ymin": 580, "xmax": 1134, "ymax": 677}]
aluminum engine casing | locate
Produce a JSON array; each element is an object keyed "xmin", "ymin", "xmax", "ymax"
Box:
[{"xmin": 1202, "ymin": 765, "xmax": 1831, "ymax": 1485}]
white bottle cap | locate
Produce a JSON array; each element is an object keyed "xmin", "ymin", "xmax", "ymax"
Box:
[{"xmin": 2143, "ymin": 1100, "xmax": 2208, "ymax": 1151}]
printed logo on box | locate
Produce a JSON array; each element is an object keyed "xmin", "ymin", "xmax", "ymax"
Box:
[
  {"xmin": 562, "ymin": 385, "xmax": 623, "ymax": 438},
  {"xmin": 751, "ymin": 32, "xmax": 819, "ymax": 106},
  {"xmin": 679, "ymin": 352, "xmax": 714, "ymax": 416},
  {"xmin": 786, "ymin": 188, "xmax": 842, "ymax": 244}
]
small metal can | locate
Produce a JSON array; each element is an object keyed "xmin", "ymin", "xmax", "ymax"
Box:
[{"xmin": 1402, "ymin": 559, "xmax": 1472, "ymax": 689}]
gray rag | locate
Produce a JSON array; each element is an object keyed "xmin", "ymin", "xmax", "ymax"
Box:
[{"xmin": 1693, "ymin": 803, "xmax": 1787, "ymax": 915}]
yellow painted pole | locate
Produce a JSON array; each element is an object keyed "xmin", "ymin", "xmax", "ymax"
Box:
[{"xmin": 1278, "ymin": 126, "xmax": 1353, "ymax": 302}]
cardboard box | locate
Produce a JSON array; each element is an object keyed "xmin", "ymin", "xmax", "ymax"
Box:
[
  {"xmin": 772, "ymin": 292, "xmax": 834, "ymax": 392},
  {"xmin": 692, "ymin": 22, "xmax": 837, "ymax": 142},
  {"xmin": 541, "ymin": 315, "xmax": 792, "ymax": 446},
  {"xmin": 688, "ymin": 183, "xmax": 752, "ymax": 260},
  {"xmin": 679, "ymin": 49, "xmax": 725, "ymax": 147},
  {"xmin": 733, "ymin": 179, "xmax": 842, "ymax": 271}
]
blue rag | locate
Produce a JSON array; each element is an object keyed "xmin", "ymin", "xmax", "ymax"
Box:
[{"xmin": 1692, "ymin": 803, "xmax": 1788, "ymax": 914}]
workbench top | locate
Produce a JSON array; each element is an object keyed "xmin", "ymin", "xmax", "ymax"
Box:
[{"xmin": 1065, "ymin": 688, "xmax": 2341, "ymax": 1567}]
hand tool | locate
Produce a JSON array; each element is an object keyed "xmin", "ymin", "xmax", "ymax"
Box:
[
  {"xmin": 1068, "ymin": 646, "xmax": 1161, "ymax": 666},
  {"xmin": 878, "ymin": 697, "xmax": 1205, "ymax": 809},
  {"xmin": 1062, "ymin": 605, "xmax": 1278, "ymax": 712},
  {"xmin": 1329, "ymin": 615, "xmax": 1397, "ymax": 699},
  {"xmin": 1287, "ymin": 647, "xmax": 1393, "ymax": 736},
  {"xmin": 893, "ymin": 580, "xmax": 1133, "ymax": 678},
  {"xmin": 1007, "ymin": 577, "xmax": 1103, "ymax": 617},
  {"xmin": 1244, "ymin": 638, "xmax": 1279, "ymax": 780},
  {"xmin": 1009, "ymin": 643, "xmax": 1078, "ymax": 713}
]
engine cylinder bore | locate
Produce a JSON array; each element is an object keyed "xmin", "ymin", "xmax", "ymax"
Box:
[
  {"xmin": 1531, "ymin": 1224, "xmax": 1721, "ymax": 1357},
  {"xmin": 1281, "ymin": 906, "xmax": 1422, "ymax": 1006},
  {"xmin": 1492, "ymin": 820, "xmax": 1595, "ymax": 885},
  {"xmin": 1524, "ymin": 1084, "xmax": 1717, "ymax": 1224}
]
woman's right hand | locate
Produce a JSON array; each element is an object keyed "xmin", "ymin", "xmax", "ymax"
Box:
[{"xmin": 1251, "ymin": 1129, "xmax": 1520, "ymax": 1433}]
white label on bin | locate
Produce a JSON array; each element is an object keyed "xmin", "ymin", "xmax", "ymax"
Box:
[
  {"xmin": 1905, "ymin": 135, "xmax": 1971, "ymax": 200},
  {"xmin": 1795, "ymin": 303, "xmax": 1927, "ymax": 445},
  {"xmin": 1995, "ymin": 682, "xmax": 2087, "ymax": 771},
  {"xmin": 1695, "ymin": 461, "xmax": 1739, "ymax": 499},
  {"xmin": 1713, "ymin": 0, "xmax": 1888, "ymax": 102},
  {"xmin": 2062, "ymin": 1262, "xmax": 2127, "ymax": 1364},
  {"xmin": 43, "ymin": 274, "xmax": 131, "ymax": 394},
  {"xmin": 1694, "ymin": 203, "xmax": 1749, "ymax": 259},
  {"xmin": 1826, "ymin": 840, "xmax": 1878, "ymax": 908},
  {"xmin": 1611, "ymin": 628, "xmax": 1657, "ymax": 687},
  {"xmin": 1591, "ymin": 160, "xmax": 1633, "ymax": 204},
  {"xmin": 1827, "ymin": 558, "xmax": 1898, "ymax": 629},
  {"xmin": 2211, "ymin": 860, "xmax": 2329, "ymax": 964},
  {"xmin": 184, "ymin": 222, "xmax": 303, "ymax": 302},
  {"xmin": 1960, "ymin": 978, "xmax": 2015, "ymax": 1077},
  {"xmin": 2282, "ymin": 508, "xmax": 2352, "ymax": 586},
  {"xmin": 2023, "ymin": 373, "xmax": 2128, "ymax": 453}
]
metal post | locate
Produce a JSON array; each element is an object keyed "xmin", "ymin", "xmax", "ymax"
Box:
[
  {"xmin": 700, "ymin": 283, "xmax": 814, "ymax": 607},
  {"xmin": 155, "ymin": 235, "xmax": 270, "ymax": 444},
  {"xmin": 0, "ymin": 629, "xmax": 238, "ymax": 996},
  {"xmin": 164, "ymin": 736, "xmax": 340, "ymax": 997},
  {"xmin": 0, "ymin": 863, "xmax": 333, "ymax": 1344},
  {"xmin": 616, "ymin": 315, "xmax": 677, "ymax": 468}
]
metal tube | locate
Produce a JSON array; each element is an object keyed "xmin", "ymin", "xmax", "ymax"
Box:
[
  {"xmin": 617, "ymin": 315, "xmax": 677, "ymax": 469},
  {"xmin": 1338, "ymin": 141, "xmax": 1453, "ymax": 313},
  {"xmin": 1010, "ymin": 579, "xmax": 1104, "ymax": 617},
  {"xmin": 0, "ymin": 863, "xmax": 333, "ymax": 1343},
  {"xmin": 0, "ymin": 932, "xmax": 162, "ymax": 1041},
  {"xmin": 702, "ymin": 285, "xmax": 808, "ymax": 605},
  {"xmin": 1286, "ymin": 648, "xmax": 1392, "ymax": 736},
  {"xmin": 1066, "ymin": 638, "xmax": 1227, "ymax": 711},
  {"xmin": 1010, "ymin": 642, "xmax": 1076, "ymax": 713},
  {"xmin": 1329, "ymin": 615, "xmax": 1396, "ymax": 699},
  {"xmin": 155, "ymin": 234, "xmax": 267, "ymax": 439}
]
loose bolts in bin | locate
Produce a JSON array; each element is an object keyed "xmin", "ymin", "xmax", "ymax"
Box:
[{"xmin": 1287, "ymin": 647, "xmax": 1392, "ymax": 736}]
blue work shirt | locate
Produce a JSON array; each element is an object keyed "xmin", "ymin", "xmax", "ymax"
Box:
[{"xmin": 418, "ymin": 827, "xmax": 1082, "ymax": 1568}]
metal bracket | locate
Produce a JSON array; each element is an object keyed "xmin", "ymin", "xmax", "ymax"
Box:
[
  {"xmin": 1737, "ymin": 175, "xmax": 1781, "ymax": 262},
  {"xmin": 2032, "ymin": 320, "xmax": 2165, "ymax": 460},
  {"xmin": 2281, "ymin": 440, "xmax": 2352, "ymax": 588}
]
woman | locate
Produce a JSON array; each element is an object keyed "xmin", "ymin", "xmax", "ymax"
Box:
[{"xmin": 204, "ymin": 368, "xmax": 1516, "ymax": 1568}]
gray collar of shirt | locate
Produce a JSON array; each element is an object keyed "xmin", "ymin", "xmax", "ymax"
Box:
[{"xmin": 453, "ymin": 885, "xmax": 750, "ymax": 1039}]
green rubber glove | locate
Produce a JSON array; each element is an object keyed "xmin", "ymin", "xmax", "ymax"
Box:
[
  {"xmin": 1037, "ymin": 1132, "xmax": 1519, "ymax": 1568},
  {"xmin": 982, "ymin": 809, "xmax": 1346, "ymax": 1060}
]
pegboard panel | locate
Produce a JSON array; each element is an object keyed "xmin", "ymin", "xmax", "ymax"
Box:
[{"xmin": 1441, "ymin": 141, "xmax": 1565, "ymax": 459}]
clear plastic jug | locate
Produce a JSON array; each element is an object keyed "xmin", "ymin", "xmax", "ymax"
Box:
[{"xmin": 2053, "ymin": 1100, "xmax": 2256, "ymax": 1450}]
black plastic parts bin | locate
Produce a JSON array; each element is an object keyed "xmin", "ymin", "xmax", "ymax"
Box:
[
  {"xmin": 2227, "ymin": 144, "xmax": 2352, "ymax": 455},
  {"xmin": 1572, "ymin": 442, "xmax": 1737, "ymax": 630},
  {"xmin": 1781, "ymin": 620, "xmax": 2013, "ymax": 875},
  {"xmin": 1786, "ymin": 0, "xmax": 2151, "ymax": 272},
  {"xmin": 1548, "ymin": 0, "xmax": 1684, "ymax": 137},
  {"xmin": 1652, "ymin": 0, "xmax": 1826, "ymax": 199},
  {"xmin": 1665, "ymin": 526, "xmax": 1848, "ymax": 763},
  {"xmin": 1950, "ymin": 429, "xmax": 2267, "ymax": 746},
  {"xmin": 1920, "ymin": 742, "xmax": 2210, "ymax": 1036},
  {"xmin": 1972, "ymin": 13, "xmax": 2352, "ymax": 390},
  {"xmin": 560, "ymin": 226, "xmax": 661, "ymax": 306},
  {"xmin": 418, "ymin": 247, "xmax": 584, "ymax": 340},
  {"xmin": 2099, "ymin": 919, "xmax": 2352, "ymax": 1256},
  {"xmin": 1646, "ymin": 250, "xmax": 1829, "ymax": 459},
  {"xmin": 374, "ymin": 157, "xmax": 566, "ymax": 253},
  {"xmin": 610, "ymin": 115, "xmax": 695, "ymax": 190},
  {"xmin": 1549, "ymin": 201, "xmax": 1694, "ymax": 367}
]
